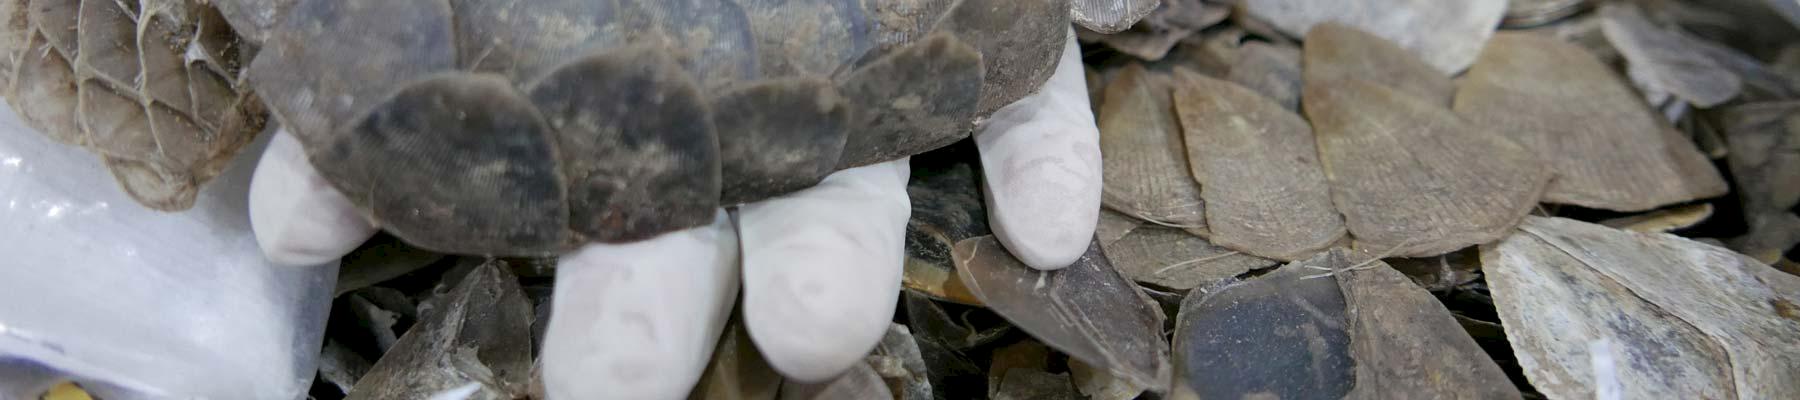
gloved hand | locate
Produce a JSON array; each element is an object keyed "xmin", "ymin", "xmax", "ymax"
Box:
[{"xmin": 249, "ymin": 30, "xmax": 1100, "ymax": 398}]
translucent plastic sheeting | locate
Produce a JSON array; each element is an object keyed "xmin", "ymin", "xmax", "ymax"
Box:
[{"xmin": 0, "ymin": 105, "xmax": 334, "ymax": 399}]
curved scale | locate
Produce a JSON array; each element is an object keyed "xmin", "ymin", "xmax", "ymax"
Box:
[
  {"xmin": 861, "ymin": 0, "xmax": 957, "ymax": 57},
  {"xmin": 837, "ymin": 33, "xmax": 983, "ymax": 169},
  {"xmin": 713, "ymin": 78, "xmax": 850, "ymax": 205},
  {"xmin": 447, "ymin": 0, "xmax": 625, "ymax": 82},
  {"xmin": 1302, "ymin": 22, "xmax": 1454, "ymax": 106},
  {"xmin": 1305, "ymin": 79, "xmax": 1549, "ymax": 257},
  {"xmin": 6, "ymin": 31, "xmax": 85, "ymax": 146},
  {"xmin": 249, "ymin": 0, "xmax": 458, "ymax": 150},
  {"xmin": 932, "ymin": 0, "xmax": 1070, "ymax": 116},
  {"xmin": 210, "ymin": 0, "xmax": 296, "ymax": 43},
  {"xmin": 616, "ymin": 0, "xmax": 758, "ymax": 90},
  {"xmin": 75, "ymin": 0, "xmax": 140, "ymax": 90},
  {"xmin": 136, "ymin": 10, "xmax": 196, "ymax": 115},
  {"xmin": 28, "ymin": 0, "xmax": 80, "ymax": 60},
  {"xmin": 730, "ymin": 0, "xmax": 875, "ymax": 78},
  {"xmin": 322, "ymin": 73, "xmax": 569, "ymax": 255},
  {"xmin": 1070, "ymin": 0, "xmax": 1159, "ymax": 34},
  {"xmin": 103, "ymin": 156, "xmax": 197, "ymax": 212},
  {"xmin": 6, "ymin": 0, "xmax": 265, "ymax": 211},
  {"xmin": 78, "ymin": 83, "xmax": 159, "ymax": 163},
  {"xmin": 142, "ymin": 0, "xmax": 1068, "ymax": 252},
  {"xmin": 525, "ymin": 46, "xmax": 721, "ymax": 244}
]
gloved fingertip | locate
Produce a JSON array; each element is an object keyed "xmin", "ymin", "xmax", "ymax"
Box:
[
  {"xmin": 541, "ymin": 211, "xmax": 738, "ymax": 400},
  {"xmin": 993, "ymin": 215, "xmax": 1090, "ymax": 271},
  {"xmin": 747, "ymin": 306, "xmax": 887, "ymax": 382},
  {"xmin": 737, "ymin": 162, "xmax": 909, "ymax": 383},
  {"xmin": 975, "ymin": 26, "xmax": 1103, "ymax": 272},
  {"xmin": 986, "ymin": 164, "xmax": 1097, "ymax": 272},
  {"xmin": 739, "ymin": 239, "xmax": 897, "ymax": 382},
  {"xmin": 248, "ymin": 130, "xmax": 376, "ymax": 266}
]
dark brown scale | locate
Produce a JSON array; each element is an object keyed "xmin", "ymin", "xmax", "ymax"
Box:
[
  {"xmin": 4, "ymin": 0, "xmax": 1088, "ymax": 255},
  {"xmin": 523, "ymin": 47, "xmax": 721, "ymax": 244},
  {"xmin": 336, "ymin": 74, "xmax": 569, "ymax": 255},
  {"xmin": 712, "ymin": 78, "xmax": 851, "ymax": 204}
]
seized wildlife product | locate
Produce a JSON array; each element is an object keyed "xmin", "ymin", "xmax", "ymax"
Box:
[
  {"xmin": 1103, "ymin": 224, "xmax": 1276, "ymax": 291},
  {"xmin": 1170, "ymin": 250, "xmax": 1520, "ymax": 400},
  {"xmin": 1239, "ymin": 0, "xmax": 1507, "ymax": 74},
  {"xmin": 867, "ymin": 324, "xmax": 933, "ymax": 400},
  {"xmin": 901, "ymin": 292, "xmax": 1001, "ymax": 397},
  {"xmin": 1503, "ymin": 0, "xmax": 1588, "ymax": 28},
  {"xmin": 1483, "ymin": 217, "xmax": 1800, "ymax": 400},
  {"xmin": 1302, "ymin": 23, "xmax": 1455, "ymax": 106},
  {"xmin": 1598, "ymin": 203, "xmax": 1714, "ymax": 233},
  {"xmin": 1081, "ymin": 0, "xmax": 1228, "ymax": 61},
  {"xmin": 0, "ymin": 0, "xmax": 1138, "ymax": 256},
  {"xmin": 1098, "ymin": 64, "xmax": 1208, "ymax": 235},
  {"xmin": 1715, "ymin": 101, "xmax": 1800, "ymax": 262},
  {"xmin": 955, "ymin": 236, "xmax": 1173, "ymax": 392},
  {"xmin": 1455, "ymin": 33, "xmax": 1728, "ymax": 212},
  {"xmin": 1383, "ymin": 247, "xmax": 1482, "ymax": 292},
  {"xmin": 348, "ymin": 261, "xmax": 535, "ymax": 400},
  {"xmin": 1172, "ymin": 257, "xmax": 1355, "ymax": 400},
  {"xmin": 992, "ymin": 368, "xmax": 1080, "ymax": 400},
  {"xmin": 1328, "ymin": 250, "xmax": 1523, "ymax": 400},
  {"xmin": 251, "ymin": 0, "xmax": 1070, "ymax": 255},
  {"xmin": 1069, "ymin": 358, "xmax": 1146, "ymax": 400},
  {"xmin": 1600, "ymin": 3, "xmax": 1742, "ymax": 108},
  {"xmin": 1224, "ymin": 42, "xmax": 1302, "ymax": 111},
  {"xmin": 987, "ymin": 340, "xmax": 1053, "ymax": 398},
  {"xmin": 1304, "ymin": 79, "xmax": 1550, "ymax": 258},
  {"xmin": 901, "ymin": 143, "xmax": 989, "ymax": 305},
  {"xmin": 1096, "ymin": 209, "xmax": 1141, "ymax": 247},
  {"xmin": 0, "ymin": 0, "xmax": 267, "ymax": 210},
  {"xmin": 1071, "ymin": 0, "xmax": 1163, "ymax": 34},
  {"xmin": 1173, "ymin": 71, "xmax": 1342, "ymax": 261}
]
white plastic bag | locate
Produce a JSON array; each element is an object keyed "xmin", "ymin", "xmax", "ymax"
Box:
[{"xmin": 0, "ymin": 105, "xmax": 334, "ymax": 399}]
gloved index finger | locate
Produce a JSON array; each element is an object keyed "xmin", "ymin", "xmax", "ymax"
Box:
[
  {"xmin": 249, "ymin": 129, "xmax": 378, "ymax": 266},
  {"xmin": 736, "ymin": 159, "xmax": 912, "ymax": 383},
  {"xmin": 541, "ymin": 210, "xmax": 739, "ymax": 399},
  {"xmin": 974, "ymin": 28, "xmax": 1104, "ymax": 271}
]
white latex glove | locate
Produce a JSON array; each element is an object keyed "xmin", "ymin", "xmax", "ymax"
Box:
[{"xmin": 249, "ymin": 30, "xmax": 1100, "ymax": 399}]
